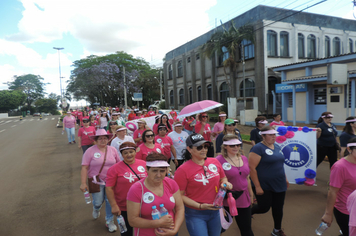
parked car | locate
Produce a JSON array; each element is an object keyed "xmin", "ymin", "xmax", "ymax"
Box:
[
  {"xmin": 149, "ymin": 100, "xmax": 165, "ymax": 109},
  {"xmin": 42, "ymin": 113, "xmax": 50, "ymax": 116},
  {"xmin": 33, "ymin": 113, "xmax": 41, "ymax": 117}
]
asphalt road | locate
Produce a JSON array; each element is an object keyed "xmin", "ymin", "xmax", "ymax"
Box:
[{"xmin": 0, "ymin": 116, "xmax": 342, "ymax": 236}]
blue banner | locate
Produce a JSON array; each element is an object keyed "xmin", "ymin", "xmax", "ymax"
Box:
[{"xmin": 275, "ymin": 83, "xmax": 308, "ymax": 93}]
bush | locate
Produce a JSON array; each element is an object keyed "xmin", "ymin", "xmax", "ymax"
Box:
[{"xmin": 159, "ymin": 101, "xmax": 165, "ymax": 109}]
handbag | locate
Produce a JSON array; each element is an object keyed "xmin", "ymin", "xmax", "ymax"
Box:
[
  {"xmin": 332, "ymin": 130, "xmax": 341, "ymax": 151},
  {"xmin": 87, "ymin": 148, "xmax": 107, "ymax": 193}
]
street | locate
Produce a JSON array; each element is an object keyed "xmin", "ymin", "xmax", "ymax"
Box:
[{"xmin": 0, "ymin": 116, "xmax": 341, "ymax": 236}]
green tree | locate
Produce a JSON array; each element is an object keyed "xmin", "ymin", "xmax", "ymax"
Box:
[
  {"xmin": 34, "ymin": 98, "xmax": 58, "ymax": 114},
  {"xmin": 6, "ymin": 74, "xmax": 47, "ymax": 111},
  {"xmin": 0, "ymin": 90, "xmax": 26, "ymax": 112},
  {"xmin": 201, "ymin": 22, "xmax": 254, "ymax": 97}
]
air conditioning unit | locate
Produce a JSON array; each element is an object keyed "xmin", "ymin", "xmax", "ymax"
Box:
[{"xmin": 327, "ymin": 64, "xmax": 347, "ymax": 85}]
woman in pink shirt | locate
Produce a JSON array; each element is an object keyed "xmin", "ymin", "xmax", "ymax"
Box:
[
  {"xmin": 136, "ymin": 130, "xmax": 162, "ymax": 161},
  {"xmin": 156, "ymin": 114, "xmax": 172, "ymax": 134},
  {"xmin": 127, "ymin": 153, "xmax": 184, "ymax": 236},
  {"xmin": 133, "ymin": 120, "xmax": 147, "ymax": 146},
  {"xmin": 321, "ymin": 137, "xmax": 356, "ymax": 236},
  {"xmin": 62, "ymin": 112, "xmax": 77, "ymax": 144},
  {"xmin": 77, "ymin": 118, "xmax": 96, "ymax": 153},
  {"xmin": 80, "ymin": 129, "xmax": 121, "ymax": 233},
  {"xmin": 347, "ymin": 190, "xmax": 356, "ymax": 236},
  {"xmin": 174, "ymin": 133, "xmax": 232, "ymax": 236},
  {"xmin": 194, "ymin": 112, "xmax": 214, "ymax": 157},
  {"xmin": 106, "ymin": 142, "xmax": 148, "ymax": 236},
  {"xmin": 212, "ymin": 112, "xmax": 227, "ymax": 139},
  {"xmin": 182, "ymin": 115, "xmax": 195, "ymax": 135},
  {"xmin": 269, "ymin": 114, "xmax": 285, "ymax": 127},
  {"xmin": 216, "ymin": 135, "xmax": 254, "ymax": 236},
  {"xmin": 154, "ymin": 124, "xmax": 177, "ymax": 164}
]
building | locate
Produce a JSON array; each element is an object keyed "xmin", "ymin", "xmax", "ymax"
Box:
[{"xmin": 163, "ymin": 5, "xmax": 356, "ymax": 116}]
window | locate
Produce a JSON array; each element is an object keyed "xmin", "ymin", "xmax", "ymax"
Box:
[
  {"xmin": 189, "ymin": 87, "xmax": 192, "ymax": 103},
  {"xmin": 177, "ymin": 60, "xmax": 183, "ymax": 77},
  {"xmin": 168, "ymin": 64, "xmax": 173, "ymax": 80},
  {"xmin": 219, "ymin": 47, "xmax": 229, "ymax": 66},
  {"xmin": 307, "ymin": 34, "xmax": 316, "ymax": 58},
  {"xmin": 196, "ymin": 53, "xmax": 200, "ymax": 60},
  {"xmin": 298, "ymin": 33, "xmax": 305, "ymax": 58},
  {"xmin": 280, "ymin": 31, "xmax": 289, "ymax": 57},
  {"xmin": 242, "ymin": 39, "xmax": 255, "ymax": 59},
  {"xmin": 239, "ymin": 78, "xmax": 255, "ymax": 97},
  {"xmin": 170, "ymin": 90, "xmax": 174, "ymax": 105},
  {"xmin": 220, "ymin": 82, "xmax": 229, "ymax": 103},
  {"xmin": 187, "ymin": 57, "xmax": 191, "ymax": 63},
  {"xmin": 325, "ymin": 36, "xmax": 330, "ymax": 57},
  {"xmin": 207, "ymin": 84, "xmax": 212, "ymax": 100},
  {"xmin": 314, "ymin": 87, "xmax": 326, "ymax": 104},
  {"xmin": 333, "ymin": 37, "xmax": 341, "ymax": 56},
  {"xmin": 349, "ymin": 39, "xmax": 353, "ymax": 53},
  {"xmin": 267, "ymin": 30, "xmax": 277, "ymax": 56},
  {"xmin": 179, "ymin": 89, "xmax": 184, "ymax": 105},
  {"xmin": 197, "ymin": 86, "xmax": 202, "ymax": 101}
]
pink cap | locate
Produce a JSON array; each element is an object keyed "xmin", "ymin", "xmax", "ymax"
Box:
[
  {"xmin": 259, "ymin": 120, "xmax": 268, "ymax": 124},
  {"xmin": 223, "ymin": 139, "xmax": 242, "ymax": 145},
  {"xmin": 321, "ymin": 114, "xmax": 334, "ymax": 118},
  {"xmin": 119, "ymin": 146, "xmax": 136, "ymax": 151},
  {"xmin": 260, "ymin": 129, "xmax": 278, "ymax": 135},
  {"xmin": 219, "ymin": 114, "xmax": 227, "ymax": 117},
  {"xmin": 116, "ymin": 127, "xmax": 127, "ymax": 132},
  {"xmin": 347, "ymin": 143, "xmax": 356, "ymax": 147},
  {"xmin": 345, "ymin": 119, "xmax": 356, "ymax": 123},
  {"xmin": 146, "ymin": 161, "xmax": 170, "ymax": 167}
]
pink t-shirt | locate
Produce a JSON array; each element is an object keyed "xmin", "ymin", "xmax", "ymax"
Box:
[
  {"xmin": 270, "ymin": 121, "xmax": 285, "ymax": 126},
  {"xmin": 63, "ymin": 115, "xmax": 76, "ymax": 128},
  {"xmin": 154, "ymin": 135, "xmax": 173, "ymax": 159},
  {"xmin": 133, "ymin": 129, "xmax": 146, "ymax": 146},
  {"xmin": 330, "ymin": 158, "xmax": 356, "ymax": 214},
  {"xmin": 153, "ymin": 123, "xmax": 159, "ymax": 135},
  {"xmin": 174, "ymin": 158, "xmax": 226, "ymax": 208},
  {"xmin": 78, "ymin": 126, "xmax": 96, "ymax": 146},
  {"xmin": 216, "ymin": 155, "xmax": 251, "ymax": 208},
  {"xmin": 148, "ymin": 111, "xmax": 155, "ymax": 116},
  {"xmin": 90, "ymin": 120, "xmax": 99, "ymax": 129},
  {"xmin": 347, "ymin": 190, "xmax": 356, "ymax": 228},
  {"xmin": 106, "ymin": 160, "xmax": 147, "ymax": 211},
  {"xmin": 213, "ymin": 122, "xmax": 224, "ymax": 135},
  {"xmin": 81, "ymin": 145, "xmax": 121, "ymax": 181},
  {"xmin": 194, "ymin": 121, "xmax": 211, "ymax": 141},
  {"xmin": 182, "ymin": 118, "xmax": 194, "ymax": 131},
  {"xmin": 135, "ymin": 143, "xmax": 162, "ymax": 161},
  {"xmin": 127, "ymin": 177, "xmax": 179, "ymax": 236},
  {"xmin": 77, "ymin": 112, "xmax": 83, "ymax": 120}
]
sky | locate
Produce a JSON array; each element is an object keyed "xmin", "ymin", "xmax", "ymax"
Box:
[{"xmin": 0, "ymin": 0, "xmax": 355, "ymax": 107}]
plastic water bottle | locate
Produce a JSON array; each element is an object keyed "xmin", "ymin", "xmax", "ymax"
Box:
[
  {"xmin": 84, "ymin": 191, "xmax": 91, "ymax": 204},
  {"xmin": 227, "ymin": 192, "xmax": 238, "ymax": 216},
  {"xmin": 62, "ymin": 130, "xmax": 64, "ymax": 135},
  {"xmin": 315, "ymin": 222, "xmax": 328, "ymax": 235},
  {"xmin": 117, "ymin": 215, "xmax": 127, "ymax": 233},
  {"xmin": 151, "ymin": 206, "xmax": 160, "ymax": 220},
  {"xmin": 213, "ymin": 184, "xmax": 227, "ymax": 208},
  {"xmin": 159, "ymin": 204, "xmax": 168, "ymax": 217},
  {"xmin": 167, "ymin": 173, "xmax": 174, "ymax": 179}
]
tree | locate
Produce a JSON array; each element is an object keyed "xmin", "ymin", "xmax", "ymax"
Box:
[
  {"xmin": 48, "ymin": 93, "xmax": 61, "ymax": 103},
  {"xmin": 201, "ymin": 22, "xmax": 254, "ymax": 97},
  {"xmin": 5, "ymin": 74, "xmax": 47, "ymax": 111},
  {"xmin": 34, "ymin": 98, "xmax": 58, "ymax": 114},
  {"xmin": 0, "ymin": 90, "xmax": 26, "ymax": 112}
]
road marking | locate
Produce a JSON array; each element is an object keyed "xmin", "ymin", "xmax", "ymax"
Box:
[
  {"xmin": 0, "ymin": 129, "xmax": 5, "ymax": 133},
  {"xmin": 0, "ymin": 121, "xmax": 4, "ymax": 123},
  {"xmin": 51, "ymin": 118, "xmax": 55, "ymax": 120},
  {"xmin": 44, "ymin": 118, "xmax": 48, "ymax": 120},
  {"xmin": 11, "ymin": 125, "xmax": 16, "ymax": 128},
  {"xmin": 5, "ymin": 120, "xmax": 12, "ymax": 123},
  {"xmin": 30, "ymin": 119, "xmax": 34, "ymax": 121},
  {"xmin": 14, "ymin": 120, "xmax": 19, "ymax": 123}
]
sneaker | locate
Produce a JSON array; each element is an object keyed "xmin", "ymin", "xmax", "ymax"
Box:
[
  {"xmin": 72, "ymin": 140, "xmax": 76, "ymax": 144},
  {"xmin": 68, "ymin": 142, "xmax": 72, "ymax": 144},
  {"xmin": 106, "ymin": 220, "xmax": 117, "ymax": 233},
  {"xmin": 92, "ymin": 209, "xmax": 100, "ymax": 219},
  {"xmin": 272, "ymin": 229, "xmax": 286, "ymax": 236}
]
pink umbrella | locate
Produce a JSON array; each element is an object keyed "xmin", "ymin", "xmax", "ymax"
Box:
[{"xmin": 177, "ymin": 100, "xmax": 223, "ymax": 118}]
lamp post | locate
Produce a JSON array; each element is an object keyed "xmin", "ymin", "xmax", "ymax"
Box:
[
  {"xmin": 159, "ymin": 70, "xmax": 163, "ymax": 101},
  {"xmin": 53, "ymin": 47, "xmax": 64, "ymax": 109}
]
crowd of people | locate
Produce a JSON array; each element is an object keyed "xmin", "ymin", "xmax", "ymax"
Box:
[{"xmin": 61, "ymin": 105, "xmax": 355, "ymax": 236}]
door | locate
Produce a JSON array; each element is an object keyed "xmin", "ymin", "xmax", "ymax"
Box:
[{"xmin": 312, "ymin": 86, "xmax": 327, "ymax": 122}]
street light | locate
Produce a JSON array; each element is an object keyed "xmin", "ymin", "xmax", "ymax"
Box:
[
  {"xmin": 154, "ymin": 71, "xmax": 163, "ymax": 101},
  {"xmin": 53, "ymin": 47, "xmax": 64, "ymax": 109}
]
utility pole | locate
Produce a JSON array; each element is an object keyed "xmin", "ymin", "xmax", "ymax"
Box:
[
  {"xmin": 53, "ymin": 47, "xmax": 64, "ymax": 110},
  {"xmin": 123, "ymin": 66, "xmax": 127, "ymax": 109},
  {"xmin": 159, "ymin": 70, "xmax": 163, "ymax": 101}
]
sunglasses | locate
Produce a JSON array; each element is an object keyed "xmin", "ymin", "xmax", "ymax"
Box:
[
  {"xmin": 202, "ymin": 116, "xmax": 208, "ymax": 118},
  {"xmin": 83, "ymin": 121, "xmax": 89, "ymax": 123},
  {"xmin": 227, "ymin": 144, "xmax": 241, "ymax": 148},
  {"xmin": 227, "ymin": 124, "xmax": 235, "ymax": 126},
  {"xmin": 145, "ymin": 134, "xmax": 155, "ymax": 138},
  {"xmin": 195, "ymin": 144, "xmax": 210, "ymax": 151},
  {"xmin": 109, "ymin": 123, "xmax": 117, "ymax": 125},
  {"xmin": 159, "ymin": 128, "xmax": 167, "ymax": 131},
  {"xmin": 162, "ymin": 117, "xmax": 168, "ymax": 119}
]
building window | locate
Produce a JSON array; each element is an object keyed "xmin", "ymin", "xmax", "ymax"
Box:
[
  {"xmin": 349, "ymin": 39, "xmax": 353, "ymax": 53},
  {"xmin": 267, "ymin": 30, "xmax": 277, "ymax": 56},
  {"xmin": 307, "ymin": 34, "xmax": 316, "ymax": 58},
  {"xmin": 298, "ymin": 33, "xmax": 305, "ymax": 58},
  {"xmin": 280, "ymin": 31, "xmax": 289, "ymax": 57},
  {"xmin": 189, "ymin": 87, "xmax": 192, "ymax": 103},
  {"xmin": 196, "ymin": 53, "xmax": 200, "ymax": 60},
  {"xmin": 177, "ymin": 60, "xmax": 183, "ymax": 77},
  {"xmin": 207, "ymin": 84, "xmax": 212, "ymax": 100},
  {"xmin": 288, "ymin": 93, "xmax": 293, "ymax": 107},
  {"xmin": 333, "ymin": 37, "xmax": 341, "ymax": 56},
  {"xmin": 218, "ymin": 46, "xmax": 229, "ymax": 66},
  {"xmin": 325, "ymin": 36, "xmax": 330, "ymax": 57},
  {"xmin": 168, "ymin": 64, "xmax": 173, "ymax": 80},
  {"xmin": 239, "ymin": 78, "xmax": 255, "ymax": 97},
  {"xmin": 170, "ymin": 90, "xmax": 174, "ymax": 105},
  {"xmin": 220, "ymin": 82, "xmax": 229, "ymax": 103},
  {"xmin": 179, "ymin": 89, "xmax": 184, "ymax": 105},
  {"xmin": 242, "ymin": 39, "xmax": 255, "ymax": 59},
  {"xmin": 197, "ymin": 86, "xmax": 202, "ymax": 101},
  {"xmin": 187, "ymin": 57, "xmax": 191, "ymax": 63}
]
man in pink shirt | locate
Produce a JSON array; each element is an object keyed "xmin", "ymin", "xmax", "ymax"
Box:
[{"xmin": 154, "ymin": 124, "xmax": 177, "ymax": 164}]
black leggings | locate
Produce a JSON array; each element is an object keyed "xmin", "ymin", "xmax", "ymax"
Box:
[
  {"xmin": 224, "ymin": 206, "xmax": 254, "ymax": 236},
  {"xmin": 334, "ymin": 207, "xmax": 349, "ymax": 236},
  {"xmin": 120, "ymin": 211, "xmax": 133, "ymax": 236},
  {"xmin": 251, "ymin": 189, "xmax": 286, "ymax": 230},
  {"xmin": 317, "ymin": 145, "xmax": 338, "ymax": 169}
]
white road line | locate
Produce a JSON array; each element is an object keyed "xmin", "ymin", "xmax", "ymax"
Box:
[
  {"xmin": 5, "ymin": 120, "xmax": 12, "ymax": 123},
  {"xmin": 0, "ymin": 129, "xmax": 5, "ymax": 133},
  {"xmin": 44, "ymin": 118, "xmax": 48, "ymax": 120},
  {"xmin": 30, "ymin": 119, "xmax": 34, "ymax": 121},
  {"xmin": 11, "ymin": 125, "xmax": 16, "ymax": 128},
  {"xmin": 0, "ymin": 121, "xmax": 4, "ymax": 123},
  {"xmin": 14, "ymin": 120, "xmax": 19, "ymax": 123},
  {"xmin": 51, "ymin": 118, "xmax": 55, "ymax": 120}
]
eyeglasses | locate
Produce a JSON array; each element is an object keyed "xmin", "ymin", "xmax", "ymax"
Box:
[
  {"xmin": 227, "ymin": 144, "xmax": 241, "ymax": 148},
  {"xmin": 227, "ymin": 124, "xmax": 235, "ymax": 126},
  {"xmin": 202, "ymin": 116, "xmax": 208, "ymax": 118},
  {"xmin": 195, "ymin": 144, "xmax": 210, "ymax": 151},
  {"xmin": 162, "ymin": 117, "xmax": 167, "ymax": 119},
  {"xmin": 145, "ymin": 134, "xmax": 155, "ymax": 138}
]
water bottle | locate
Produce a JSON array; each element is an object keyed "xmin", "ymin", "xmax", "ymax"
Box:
[
  {"xmin": 315, "ymin": 222, "xmax": 328, "ymax": 235},
  {"xmin": 84, "ymin": 191, "xmax": 91, "ymax": 204},
  {"xmin": 151, "ymin": 206, "xmax": 160, "ymax": 220},
  {"xmin": 62, "ymin": 130, "xmax": 64, "ymax": 135},
  {"xmin": 117, "ymin": 215, "xmax": 127, "ymax": 233},
  {"xmin": 167, "ymin": 173, "xmax": 174, "ymax": 179},
  {"xmin": 227, "ymin": 192, "xmax": 238, "ymax": 216},
  {"xmin": 213, "ymin": 184, "xmax": 227, "ymax": 208},
  {"xmin": 159, "ymin": 204, "xmax": 168, "ymax": 217}
]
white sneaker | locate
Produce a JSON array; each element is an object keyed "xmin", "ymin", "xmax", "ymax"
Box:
[
  {"xmin": 92, "ymin": 209, "xmax": 100, "ymax": 219},
  {"xmin": 106, "ymin": 220, "xmax": 117, "ymax": 233}
]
